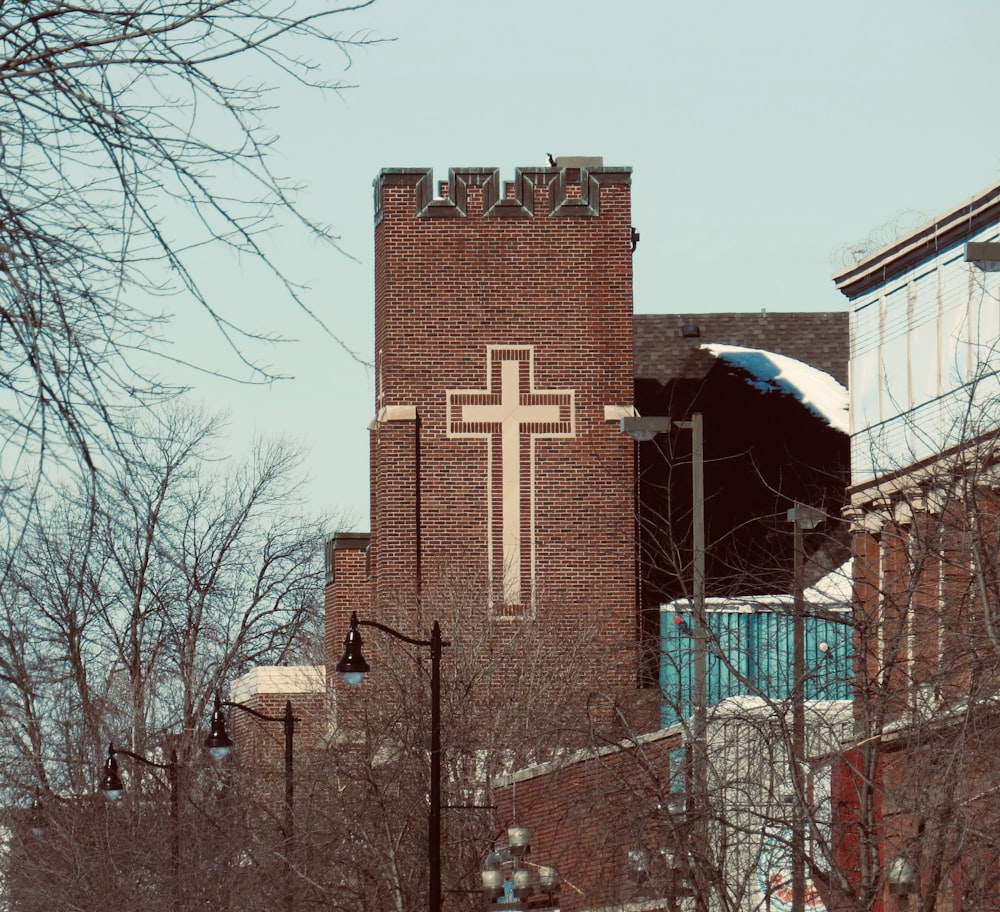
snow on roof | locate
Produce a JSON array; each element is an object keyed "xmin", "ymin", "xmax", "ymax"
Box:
[
  {"xmin": 804, "ymin": 560, "xmax": 853, "ymax": 604},
  {"xmin": 659, "ymin": 561, "xmax": 854, "ymax": 613},
  {"xmin": 702, "ymin": 343, "xmax": 849, "ymax": 434}
]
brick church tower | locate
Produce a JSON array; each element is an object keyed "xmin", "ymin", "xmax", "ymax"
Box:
[{"xmin": 327, "ymin": 158, "xmax": 645, "ymax": 731}]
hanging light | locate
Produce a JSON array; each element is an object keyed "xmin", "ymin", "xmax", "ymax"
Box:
[
  {"xmin": 480, "ymin": 825, "xmax": 559, "ymax": 911},
  {"xmin": 537, "ymin": 865, "xmax": 560, "ymax": 890},
  {"xmin": 203, "ymin": 696, "xmax": 234, "ymax": 760},
  {"xmin": 28, "ymin": 793, "xmax": 46, "ymax": 837},
  {"xmin": 887, "ymin": 856, "xmax": 917, "ymax": 895},
  {"xmin": 99, "ymin": 744, "xmax": 124, "ymax": 801},
  {"xmin": 481, "ymin": 851, "xmax": 505, "ymax": 898},
  {"xmin": 336, "ymin": 612, "xmax": 371, "ymax": 686},
  {"xmin": 507, "ymin": 824, "xmax": 530, "ymax": 858}
]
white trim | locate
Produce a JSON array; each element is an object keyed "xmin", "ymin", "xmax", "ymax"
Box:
[
  {"xmin": 376, "ymin": 405, "xmax": 417, "ymax": 423},
  {"xmin": 604, "ymin": 404, "xmax": 637, "ymax": 421},
  {"xmin": 230, "ymin": 665, "xmax": 325, "ymax": 704}
]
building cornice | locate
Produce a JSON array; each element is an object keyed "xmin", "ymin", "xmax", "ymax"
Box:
[{"xmin": 833, "ymin": 178, "xmax": 1000, "ymax": 299}]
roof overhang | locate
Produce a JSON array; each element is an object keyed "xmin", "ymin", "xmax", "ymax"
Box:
[{"xmin": 833, "ymin": 178, "xmax": 1000, "ymax": 299}]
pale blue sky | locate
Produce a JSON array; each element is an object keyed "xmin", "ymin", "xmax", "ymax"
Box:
[{"xmin": 194, "ymin": 0, "xmax": 1000, "ymax": 528}]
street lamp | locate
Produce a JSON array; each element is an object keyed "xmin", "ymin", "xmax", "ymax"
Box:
[
  {"xmin": 204, "ymin": 695, "xmax": 298, "ymax": 912},
  {"xmin": 786, "ymin": 503, "xmax": 826, "ymax": 912},
  {"xmin": 627, "ymin": 846, "xmax": 692, "ymax": 911},
  {"xmin": 621, "ymin": 412, "xmax": 707, "ymax": 908},
  {"xmin": 27, "ymin": 792, "xmax": 46, "ymax": 839},
  {"xmin": 99, "ymin": 742, "xmax": 180, "ymax": 910},
  {"xmin": 337, "ymin": 610, "xmax": 450, "ymax": 912},
  {"xmin": 481, "ymin": 825, "xmax": 560, "ymax": 911},
  {"xmin": 887, "ymin": 856, "xmax": 917, "ymax": 912}
]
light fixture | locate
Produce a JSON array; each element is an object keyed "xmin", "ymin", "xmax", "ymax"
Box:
[
  {"xmin": 99, "ymin": 744, "xmax": 124, "ymax": 801},
  {"xmin": 337, "ymin": 611, "xmax": 449, "ymax": 912},
  {"xmin": 481, "ymin": 851, "xmax": 505, "ymax": 897},
  {"xmin": 336, "ymin": 614, "xmax": 370, "ymax": 686},
  {"xmin": 96, "ymin": 742, "xmax": 181, "ymax": 908},
  {"xmin": 203, "ymin": 694, "xmax": 298, "ymax": 912},
  {"xmin": 887, "ymin": 856, "xmax": 917, "ymax": 895},
  {"xmin": 27, "ymin": 793, "xmax": 46, "ymax": 838},
  {"xmin": 628, "ymin": 846, "xmax": 692, "ymax": 903},
  {"xmin": 508, "ymin": 824, "xmax": 530, "ymax": 858},
  {"xmin": 204, "ymin": 697, "xmax": 234, "ymax": 760},
  {"xmin": 481, "ymin": 825, "xmax": 560, "ymax": 910},
  {"xmin": 620, "ymin": 416, "xmax": 673, "ymax": 442}
]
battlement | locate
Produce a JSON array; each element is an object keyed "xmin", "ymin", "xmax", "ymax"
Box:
[{"xmin": 373, "ymin": 161, "xmax": 631, "ymax": 224}]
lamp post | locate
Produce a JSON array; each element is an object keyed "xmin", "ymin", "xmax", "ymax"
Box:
[
  {"xmin": 99, "ymin": 742, "xmax": 180, "ymax": 911},
  {"xmin": 336, "ymin": 610, "xmax": 450, "ymax": 912},
  {"xmin": 786, "ymin": 503, "xmax": 825, "ymax": 912},
  {"xmin": 204, "ymin": 695, "xmax": 297, "ymax": 912},
  {"xmin": 622, "ymin": 412, "xmax": 707, "ymax": 911},
  {"xmin": 481, "ymin": 825, "xmax": 560, "ymax": 911}
]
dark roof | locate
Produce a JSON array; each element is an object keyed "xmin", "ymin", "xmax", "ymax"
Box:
[{"xmin": 633, "ymin": 311, "xmax": 848, "ymax": 388}]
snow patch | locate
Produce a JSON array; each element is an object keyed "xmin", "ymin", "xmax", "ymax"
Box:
[{"xmin": 702, "ymin": 344, "xmax": 849, "ymax": 434}]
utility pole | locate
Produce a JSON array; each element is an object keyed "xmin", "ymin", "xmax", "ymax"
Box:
[
  {"xmin": 787, "ymin": 503, "xmax": 825, "ymax": 912},
  {"xmin": 622, "ymin": 412, "xmax": 707, "ymax": 912}
]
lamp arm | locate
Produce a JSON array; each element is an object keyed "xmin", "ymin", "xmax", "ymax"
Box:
[
  {"xmin": 355, "ymin": 618, "xmax": 451, "ymax": 650},
  {"xmin": 221, "ymin": 699, "xmax": 299, "ymax": 726},
  {"xmin": 111, "ymin": 746, "xmax": 175, "ymax": 771}
]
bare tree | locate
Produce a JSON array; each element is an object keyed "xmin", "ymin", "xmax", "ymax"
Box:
[
  {"xmin": 303, "ymin": 582, "xmax": 620, "ymax": 912},
  {"xmin": 0, "ymin": 1, "xmax": 376, "ymax": 507},
  {"xmin": 0, "ymin": 406, "xmax": 329, "ymax": 802}
]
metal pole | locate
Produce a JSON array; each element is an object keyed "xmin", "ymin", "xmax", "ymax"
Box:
[
  {"xmin": 791, "ymin": 510, "xmax": 806, "ymax": 912},
  {"xmin": 691, "ymin": 412, "xmax": 706, "ymax": 738},
  {"xmin": 284, "ymin": 699, "xmax": 295, "ymax": 912},
  {"xmin": 786, "ymin": 503, "xmax": 824, "ymax": 912},
  {"xmin": 690, "ymin": 412, "xmax": 708, "ymax": 912},
  {"xmin": 170, "ymin": 748, "xmax": 179, "ymax": 912},
  {"xmin": 430, "ymin": 621, "xmax": 442, "ymax": 912}
]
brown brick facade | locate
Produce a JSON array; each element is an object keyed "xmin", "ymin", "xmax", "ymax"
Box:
[
  {"xmin": 493, "ymin": 731, "xmax": 685, "ymax": 912},
  {"xmin": 328, "ymin": 162, "xmax": 642, "ymax": 726}
]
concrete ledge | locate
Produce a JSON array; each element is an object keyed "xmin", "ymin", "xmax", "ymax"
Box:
[
  {"xmin": 604, "ymin": 404, "xmax": 637, "ymax": 421},
  {"xmin": 231, "ymin": 665, "xmax": 325, "ymax": 704},
  {"xmin": 376, "ymin": 405, "xmax": 417, "ymax": 423}
]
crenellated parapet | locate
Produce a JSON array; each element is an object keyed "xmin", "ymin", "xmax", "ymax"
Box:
[{"xmin": 373, "ymin": 162, "xmax": 631, "ymax": 224}]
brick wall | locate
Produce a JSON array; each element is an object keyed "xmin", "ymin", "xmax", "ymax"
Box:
[
  {"xmin": 493, "ymin": 730, "xmax": 684, "ymax": 912},
  {"xmin": 340, "ymin": 162, "xmax": 640, "ymax": 729},
  {"xmin": 225, "ymin": 666, "xmax": 327, "ymax": 820},
  {"xmin": 324, "ymin": 532, "xmax": 372, "ymax": 685}
]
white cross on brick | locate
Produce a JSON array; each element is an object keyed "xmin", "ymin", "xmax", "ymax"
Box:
[{"xmin": 447, "ymin": 346, "xmax": 574, "ymax": 614}]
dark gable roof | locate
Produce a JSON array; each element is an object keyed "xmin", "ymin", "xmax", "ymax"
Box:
[{"xmin": 633, "ymin": 311, "xmax": 848, "ymax": 388}]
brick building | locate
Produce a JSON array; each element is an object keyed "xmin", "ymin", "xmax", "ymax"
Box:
[
  {"xmin": 830, "ymin": 179, "xmax": 1000, "ymax": 910},
  {"xmin": 235, "ymin": 158, "xmax": 852, "ymax": 912},
  {"xmin": 326, "ymin": 158, "xmax": 644, "ymax": 738}
]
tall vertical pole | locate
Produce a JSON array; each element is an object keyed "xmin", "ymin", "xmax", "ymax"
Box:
[
  {"xmin": 690, "ymin": 412, "xmax": 708, "ymax": 912},
  {"xmin": 170, "ymin": 749, "xmax": 179, "ymax": 912},
  {"xmin": 339, "ymin": 616, "xmax": 449, "ymax": 912},
  {"xmin": 283, "ymin": 699, "xmax": 295, "ymax": 912},
  {"xmin": 791, "ymin": 509, "xmax": 807, "ymax": 912},
  {"xmin": 786, "ymin": 503, "xmax": 823, "ymax": 912},
  {"xmin": 430, "ymin": 621, "xmax": 442, "ymax": 912}
]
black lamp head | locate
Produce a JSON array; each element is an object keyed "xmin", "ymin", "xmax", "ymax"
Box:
[
  {"xmin": 337, "ymin": 611, "xmax": 370, "ymax": 686},
  {"xmin": 99, "ymin": 744, "xmax": 123, "ymax": 801},
  {"xmin": 204, "ymin": 696, "xmax": 234, "ymax": 760}
]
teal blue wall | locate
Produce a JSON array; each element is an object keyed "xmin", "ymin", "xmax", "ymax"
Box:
[{"xmin": 660, "ymin": 602, "xmax": 853, "ymax": 728}]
